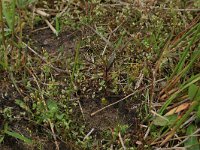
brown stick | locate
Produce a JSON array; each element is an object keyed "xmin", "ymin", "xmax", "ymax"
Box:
[
  {"xmin": 91, "ymin": 85, "xmax": 149, "ymax": 116},
  {"xmin": 91, "ymin": 78, "xmax": 165, "ymax": 116}
]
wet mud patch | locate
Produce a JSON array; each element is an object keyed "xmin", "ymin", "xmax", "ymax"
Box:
[
  {"xmin": 80, "ymin": 93, "xmax": 142, "ymax": 144},
  {"xmin": 25, "ymin": 27, "xmax": 81, "ymax": 55},
  {"xmin": 83, "ymin": 100, "xmax": 122, "ymax": 130}
]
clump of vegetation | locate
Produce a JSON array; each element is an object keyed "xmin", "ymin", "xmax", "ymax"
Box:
[{"xmin": 0, "ymin": 0, "xmax": 200, "ymax": 149}]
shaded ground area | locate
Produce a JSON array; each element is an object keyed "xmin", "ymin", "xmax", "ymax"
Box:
[{"xmin": 28, "ymin": 28, "xmax": 79, "ymax": 53}]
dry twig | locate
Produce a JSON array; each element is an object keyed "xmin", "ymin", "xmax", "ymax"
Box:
[
  {"xmin": 91, "ymin": 78, "xmax": 165, "ymax": 116},
  {"xmin": 118, "ymin": 132, "xmax": 126, "ymax": 150}
]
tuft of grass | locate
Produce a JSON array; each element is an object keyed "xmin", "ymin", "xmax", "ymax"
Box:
[{"xmin": 149, "ymin": 21, "xmax": 200, "ymax": 147}]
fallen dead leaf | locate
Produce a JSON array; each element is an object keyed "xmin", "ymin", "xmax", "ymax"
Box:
[{"xmin": 164, "ymin": 102, "xmax": 190, "ymax": 116}]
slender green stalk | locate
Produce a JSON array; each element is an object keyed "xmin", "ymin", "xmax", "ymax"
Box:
[
  {"xmin": 171, "ymin": 23, "xmax": 199, "ymax": 49},
  {"xmin": 70, "ymin": 40, "xmax": 81, "ymax": 90},
  {"xmin": 171, "ymin": 23, "xmax": 200, "ymax": 77},
  {"xmin": 11, "ymin": 0, "xmax": 16, "ymax": 48},
  {"xmin": 0, "ymin": 0, "xmax": 8, "ymax": 69},
  {"xmin": 159, "ymin": 74, "xmax": 200, "ymax": 115},
  {"xmin": 0, "ymin": 0, "xmax": 5, "ymax": 45}
]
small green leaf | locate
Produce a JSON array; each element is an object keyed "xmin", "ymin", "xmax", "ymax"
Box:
[
  {"xmin": 153, "ymin": 116, "xmax": 169, "ymax": 126},
  {"xmin": 15, "ymin": 99, "xmax": 32, "ymax": 113},
  {"xmin": 153, "ymin": 115, "xmax": 177, "ymax": 126},
  {"xmin": 47, "ymin": 100, "xmax": 58, "ymax": 112},
  {"xmin": 56, "ymin": 114, "xmax": 64, "ymax": 120},
  {"xmin": 188, "ymin": 84, "xmax": 200, "ymax": 101},
  {"xmin": 185, "ymin": 124, "xmax": 200, "ymax": 150},
  {"xmin": 5, "ymin": 130, "xmax": 32, "ymax": 144},
  {"xmin": 2, "ymin": 1, "xmax": 15, "ymax": 30},
  {"xmin": 0, "ymin": 135, "xmax": 4, "ymax": 143},
  {"xmin": 101, "ymin": 97, "xmax": 108, "ymax": 105}
]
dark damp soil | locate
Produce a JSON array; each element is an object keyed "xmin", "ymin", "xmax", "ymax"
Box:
[{"xmin": 28, "ymin": 28, "xmax": 79, "ymax": 53}]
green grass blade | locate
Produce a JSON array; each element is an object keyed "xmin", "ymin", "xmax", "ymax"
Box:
[
  {"xmin": 171, "ymin": 23, "xmax": 199, "ymax": 49},
  {"xmin": 2, "ymin": 0, "xmax": 16, "ymax": 31},
  {"xmin": 171, "ymin": 23, "xmax": 200, "ymax": 77},
  {"xmin": 70, "ymin": 40, "xmax": 81, "ymax": 88},
  {"xmin": 159, "ymin": 74, "xmax": 200, "ymax": 115},
  {"xmin": 5, "ymin": 130, "xmax": 32, "ymax": 144}
]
